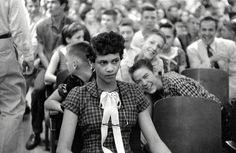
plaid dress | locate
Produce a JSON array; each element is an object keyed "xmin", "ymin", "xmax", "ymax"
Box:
[
  {"xmin": 62, "ymin": 80, "xmax": 150, "ymax": 153},
  {"xmin": 162, "ymin": 72, "xmax": 220, "ymax": 104}
]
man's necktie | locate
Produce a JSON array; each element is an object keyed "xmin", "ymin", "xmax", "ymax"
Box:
[
  {"xmin": 207, "ymin": 45, "xmax": 219, "ymax": 69},
  {"xmin": 207, "ymin": 45, "xmax": 213, "ymax": 58}
]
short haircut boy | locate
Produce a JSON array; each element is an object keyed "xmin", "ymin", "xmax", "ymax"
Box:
[
  {"xmin": 66, "ymin": 41, "xmax": 92, "ymax": 62},
  {"xmin": 89, "ymin": 31, "xmax": 125, "ymax": 62}
]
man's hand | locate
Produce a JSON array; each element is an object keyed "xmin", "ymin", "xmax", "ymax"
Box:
[
  {"xmin": 22, "ymin": 60, "xmax": 34, "ymax": 75},
  {"xmin": 210, "ymin": 53, "xmax": 229, "ymax": 63}
]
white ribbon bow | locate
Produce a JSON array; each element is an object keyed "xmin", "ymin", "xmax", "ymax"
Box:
[{"xmin": 100, "ymin": 91, "xmax": 125, "ymax": 153}]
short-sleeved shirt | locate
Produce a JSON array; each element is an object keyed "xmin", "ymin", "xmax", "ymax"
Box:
[
  {"xmin": 161, "ymin": 72, "xmax": 220, "ymax": 103},
  {"xmin": 36, "ymin": 16, "xmax": 73, "ymax": 60},
  {"xmin": 62, "ymin": 80, "xmax": 150, "ymax": 153}
]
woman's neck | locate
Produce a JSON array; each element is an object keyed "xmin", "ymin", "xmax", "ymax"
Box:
[{"xmin": 96, "ymin": 78, "xmax": 117, "ymax": 92}]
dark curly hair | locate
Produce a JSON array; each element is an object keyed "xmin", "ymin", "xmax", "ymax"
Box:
[
  {"xmin": 89, "ymin": 31, "xmax": 125, "ymax": 63},
  {"xmin": 129, "ymin": 58, "xmax": 154, "ymax": 80}
]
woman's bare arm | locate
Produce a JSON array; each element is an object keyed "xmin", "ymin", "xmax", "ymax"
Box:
[
  {"xmin": 44, "ymin": 89, "xmax": 63, "ymax": 112},
  {"xmin": 56, "ymin": 109, "xmax": 78, "ymax": 153},
  {"xmin": 139, "ymin": 108, "xmax": 172, "ymax": 153}
]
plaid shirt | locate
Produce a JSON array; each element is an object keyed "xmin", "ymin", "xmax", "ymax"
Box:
[
  {"xmin": 62, "ymin": 80, "xmax": 149, "ymax": 153},
  {"xmin": 161, "ymin": 72, "xmax": 220, "ymax": 104}
]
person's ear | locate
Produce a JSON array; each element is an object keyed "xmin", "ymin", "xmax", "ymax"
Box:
[
  {"xmin": 61, "ymin": 3, "xmax": 66, "ymax": 11},
  {"xmin": 91, "ymin": 63, "xmax": 95, "ymax": 71},
  {"xmin": 73, "ymin": 60, "xmax": 78, "ymax": 70},
  {"xmin": 65, "ymin": 37, "xmax": 71, "ymax": 44},
  {"xmin": 88, "ymin": 60, "xmax": 94, "ymax": 71}
]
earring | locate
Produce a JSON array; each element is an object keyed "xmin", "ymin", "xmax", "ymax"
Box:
[
  {"xmin": 73, "ymin": 64, "xmax": 77, "ymax": 70},
  {"xmin": 90, "ymin": 66, "xmax": 95, "ymax": 72}
]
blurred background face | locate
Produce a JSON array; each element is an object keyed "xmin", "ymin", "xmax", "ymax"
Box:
[
  {"xmin": 67, "ymin": 0, "xmax": 80, "ymax": 19},
  {"xmin": 160, "ymin": 27, "xmax": 174, "ymax": 51},
  {"xmin": 46, "ymin": 0, "xmax": 64, "ymax": 16},
  {"xmin": 70, "ymin": 0, "xmax": 80, "ymax": 11},
  {"xmin": 85, "ymin": 9, "xmax": 96, "ymax": 21},
  {"xmin": 168, "ymin": 6, "xmax": 179, "ymax": 19},
  {"xmin": 26, "ymin": 0, "xmax": 40, "ymax": 17},
  {"xmin": 187, "ymin": 17, "xmax": 200, "ymax": 35},
  {"xmin": 142, "ymin": 34, "xmax": 164, "ymax": 59},
  {"xmin": 66, "ymin": 30, "xmax": 84, "ymax": 44},
  {"xmin": 200, "ymin": 20, "xmax": 217, "ymax": 45},
  {"xmin": 157, "ymin": 8, "xmax": 165, "ymax": 20},
  {"xmin": 119, "ymin": 25, "xmax": 134, "ymax": 48},
  {"xmin": 175, "ymin": 21, "xmax": 188, "ymax": 36},
  {"xmin": 142, "ymin": 10, "xmax": 157, "ymax": 30},
  {"xmin": 180, "ymin": 11, "xmax": 189, "ymax": 23},
  {"xmin": 219, "ymin": 25, "xmax": 235, "ymax": 40},
  {"xmin": 101, "ymin": 14, "xmax": 116, "ymax": 32}
]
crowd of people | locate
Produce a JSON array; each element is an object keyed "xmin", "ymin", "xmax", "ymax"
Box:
[{"xmin": 1, "ymin": 0, "xmax": 236, "ymax": 152}]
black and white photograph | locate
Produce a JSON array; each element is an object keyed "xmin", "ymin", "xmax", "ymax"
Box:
[{"xmin": 0, "ymin": 0, "xmax": 235, "ymax": 153}]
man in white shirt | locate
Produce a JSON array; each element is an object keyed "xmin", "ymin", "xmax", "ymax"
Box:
[
  {"xmin": 0, "ymin": 0, "xmax": 34, "ymax": 152},
  {"xmin": 187, "ymin": 15, "xmax": 236, "ymax": 103}
]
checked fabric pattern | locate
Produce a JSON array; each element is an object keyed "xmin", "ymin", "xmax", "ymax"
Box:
[
  {"xmin": 62, "ymin": 80, "xmax": 150, "ymax": 153},
  {"xmin": 162, "ymin": 71, "xmax": 220, "ymax": 104}
]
